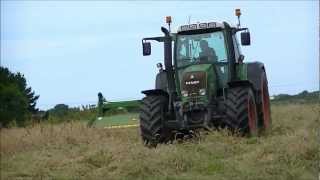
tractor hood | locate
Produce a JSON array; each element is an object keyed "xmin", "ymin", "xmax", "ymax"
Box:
[
  {"xmin": 180, "ymin": 63, "xmax": 212, "ymax": 73},
  {"xmin": 178, "ymin": 64, "xmax": 217, "ymax": 102}
]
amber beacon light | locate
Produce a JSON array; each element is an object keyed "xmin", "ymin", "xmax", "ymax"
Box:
[
  {"xmin": 166, "ymin": 16, "xmax": 172, "ymax": 24},
  {"xmin": 235, "ymin": 9, "xmax": 241, "ymax": 17}
]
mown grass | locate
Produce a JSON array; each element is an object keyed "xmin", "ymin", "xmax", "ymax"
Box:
[
  {"xmin": 93, "ymin": 113, "xmax": 139, "ymax": 127},
  {"xmin": 106, "ymin": 100, "xmax": 140, "ymax": 110},
  {"xmin": 0, "ymin": 103, "xmax": 319, "ymax": 180}
]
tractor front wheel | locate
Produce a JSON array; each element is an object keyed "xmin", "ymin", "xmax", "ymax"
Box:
[
  {"xmin": 139, "ymin": 95, "xmax": 171, "ymax": 147},
  {"xmin": 224, "ymin": 87, "xmax": 258, "ymax": 136}
]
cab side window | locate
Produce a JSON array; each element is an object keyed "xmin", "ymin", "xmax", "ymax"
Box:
[{"xmin": 232, "ymin": 35, "xmax": 241, "ymax": 62}]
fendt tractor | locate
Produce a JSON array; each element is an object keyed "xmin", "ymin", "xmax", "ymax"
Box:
[{"xmin": 140, "ymin": 9, "xmax": 271, "ymax": 146}]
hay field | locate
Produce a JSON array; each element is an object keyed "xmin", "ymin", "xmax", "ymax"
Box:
[{"xmin": 1, "ymin": 103, "xmax": 319, "ymax": 180}]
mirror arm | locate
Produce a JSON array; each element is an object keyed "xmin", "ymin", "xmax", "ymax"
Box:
[
  {"xmin": 235, "ymin": 27, "xmax": 248, "ymax": 33},
  {"xmin": 142, "ymin": 36, "xmax": 166, "ymax": 42},
  {"xmin": 142, "ymin": 27, "xmax": 172, "ymax": 43}
]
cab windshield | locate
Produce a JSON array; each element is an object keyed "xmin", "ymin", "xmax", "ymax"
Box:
[{"xmin": 175, "ymin": 31, "xmax": 228, "ymax": 68}]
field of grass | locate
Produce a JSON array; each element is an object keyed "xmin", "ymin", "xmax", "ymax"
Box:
[{"xmin": 1, "ymin": 103, "xmax": 319, "ymax": 180}]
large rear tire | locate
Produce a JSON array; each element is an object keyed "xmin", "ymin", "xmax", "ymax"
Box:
[
  {"xmin": 139, "ymin": 95, "xmax": 171, "ymax": 147},
  {"xmin": 224, "ymin": 87, "xmax": 258, "ymax": 136},
  {"xmin": 260, "ymin": 72, "xmax": 271, "ymax": 131}
]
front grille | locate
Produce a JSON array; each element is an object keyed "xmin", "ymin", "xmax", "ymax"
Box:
[{"xmin": 181, "ymin": 71, "xmax": 207, "ymax": 97}]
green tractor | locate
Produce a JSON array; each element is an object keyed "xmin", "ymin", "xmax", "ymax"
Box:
[{"xmin": 140, "ymin": 9, "xmax": 271, "ymax": 146}]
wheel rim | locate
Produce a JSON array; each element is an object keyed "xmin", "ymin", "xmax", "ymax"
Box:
[
  {"xmin": 262, "ymin": 79, "xmax": 271, "ymax": 129},
  {"xmin": 248, "ymin": 96, "xmax": 257, "ymax": 134}
]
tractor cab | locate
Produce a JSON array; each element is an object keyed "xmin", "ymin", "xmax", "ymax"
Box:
[{"xmin": 173, "ymin": 21, "xmax": 251, "ymax": 105}]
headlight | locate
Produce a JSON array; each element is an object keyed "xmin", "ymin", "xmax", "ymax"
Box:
[
  {"xmin": 181, "ymin": 90, "xmax": 188, "ymax": 97},
  {"xmin": 199, "ymin": 89, "xmax": 206, "ymax": 96}
]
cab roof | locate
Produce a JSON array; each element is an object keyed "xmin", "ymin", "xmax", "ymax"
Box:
[{"xmin": 177, "ymin": 22, "xmax": 237, "ymax": 33}]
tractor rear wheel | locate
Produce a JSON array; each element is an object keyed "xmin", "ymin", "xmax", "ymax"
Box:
[
  {"xmin": 139, "ymin": 95, "xmax": 171, "ymax": 147},
  {"xmin": 260, "ymin": 72, "xmax": 271, "ymax": 130},
  {"xmin": 224, "ymin": 87, "xmax": 258, "ymax": 136}
]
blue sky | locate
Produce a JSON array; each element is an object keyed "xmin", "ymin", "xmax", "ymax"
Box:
[{"xmin": 1, "ymin": 1, "xmax": 319, "ymax": 109}]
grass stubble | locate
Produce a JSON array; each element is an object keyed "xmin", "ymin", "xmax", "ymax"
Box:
[{"xmin": 0, "ymin": 103, "xmax": 319, "ymax": 180}]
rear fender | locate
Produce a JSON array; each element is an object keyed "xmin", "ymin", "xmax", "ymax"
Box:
[{"xmin": 247, "ymin": 62, "xmax": 266, "ymax": 92}]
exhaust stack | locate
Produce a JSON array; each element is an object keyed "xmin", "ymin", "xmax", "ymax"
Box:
[{"xmin": 161, "ymin": 27, "xmax": 176, "ymax": 107}]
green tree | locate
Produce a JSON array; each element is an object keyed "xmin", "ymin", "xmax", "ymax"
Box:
[
  {"xmin": 13, "ymin": 72, "xmax": 39, "ymax": 113},
  {"xmin": 50, "ymin": 104, "xmax": 69, "ymax": 118},
  {"xmin": 0, "ymin": 67, "xmax": 39, "ymax": 127}
]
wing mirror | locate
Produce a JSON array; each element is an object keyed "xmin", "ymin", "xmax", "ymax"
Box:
[
  {"xmin": 240, "ymin": 31, "xmax": 251, "ymax": 46},
  {"xmin": 142, "ymin": 41, "xmax": 151, "ymax": 56}
]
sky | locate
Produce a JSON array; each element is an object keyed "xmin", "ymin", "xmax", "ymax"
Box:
[{"xmin": 1, "ymin": 1, "xmax": 319, "ymax": 110}]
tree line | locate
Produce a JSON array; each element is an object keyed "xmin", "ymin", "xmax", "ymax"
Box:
[{"xmin": 272, "ymin": 90, "xmax": 319, "ymax": 104}]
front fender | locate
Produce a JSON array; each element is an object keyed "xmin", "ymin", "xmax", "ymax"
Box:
[
  {"xmin": 228, "ymin": 80, "xmax": 254, "ymax": 88},
  {"xmin": 141, "ymin": 89, "xmax": 169, "ymax": 97}
]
